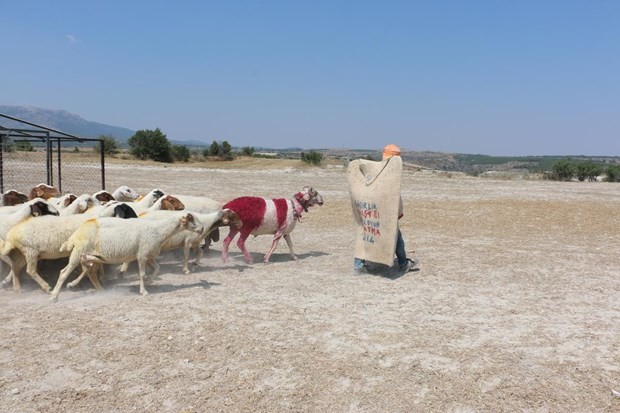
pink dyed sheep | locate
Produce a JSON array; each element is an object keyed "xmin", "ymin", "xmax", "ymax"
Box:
[{"xmin": 221, "ymin": 186, "xmax": 323, "ymax": 264}]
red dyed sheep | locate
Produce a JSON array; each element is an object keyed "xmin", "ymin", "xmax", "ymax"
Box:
[{"xmin": 221, "ymin": 186, "xmax": 324, "ymax": 264}]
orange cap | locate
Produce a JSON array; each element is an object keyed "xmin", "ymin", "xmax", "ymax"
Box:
[{"xmin": 382, "ymin": 144, "xmax": 401, "ymax": 159}]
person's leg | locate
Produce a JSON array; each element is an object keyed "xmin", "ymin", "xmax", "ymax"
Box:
[{"xmin": 396, "ymin": 228, "xmax": 407, "ymax": 268}]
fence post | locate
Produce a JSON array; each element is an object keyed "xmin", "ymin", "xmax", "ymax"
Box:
[{"xmin": 100, "ymin": 138, "xmax": 106, "ymax": 190}]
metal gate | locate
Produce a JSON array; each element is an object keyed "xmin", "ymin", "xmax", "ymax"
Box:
[{"xmin": 0, "ymin": 113, "xmax": 105, "ymax": 195}]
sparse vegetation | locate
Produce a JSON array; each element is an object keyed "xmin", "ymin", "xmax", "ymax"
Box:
[
  {"xmin": 301, "ymin": 150, "xmax": 323, "ymax": 165},
  {"xmin": 241, "ymin": 146, "xmax": 255, "ymax": 156},
  {"xmin": 94, "ymin": 135, "xmax": 119, "ymax": 156},
  {"xmin": 551, "ymin": 158, "xmax": 576, "ymax": 181},
  {"xmin": 171, "ymin": 144, "xmax": 190, "ymax": 162},
  {"xmin": 605, "ymin": 164, "xmax": 620, "ymax": 182},
  {"xmin": 204, "ymin": 140, "xmax": 234, "ymax": 160}
]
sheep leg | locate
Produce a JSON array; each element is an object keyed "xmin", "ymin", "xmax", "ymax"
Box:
[
  {"xmin": 221, "ymin": 227, "xmax": 240, "ymax": 263},
  {"xmin": 117, "ymin": 262, "xmax": 130, "ymax": 279},
  {"xmin": 23, "ymin": 252, "xmax": 52, "ymax": 293},
  {"xmin": 0, "ymin": 252, "xmax": 15, "ymax": 286},
  {"xmin": 86, "ymin": 266, "xmax": 104, "ymax": 290},
  {"xmin": 0, "ymin": 250, "xmax": 26, "ymax": 286},
  {"xmin": 148, "ymin": 258, "xmax": 160, "ymax": 278},
  {"xmin": 283, "ymin": 234, "xmax": 298, "ymax": 261},
  {"xmin": 263, "ymin": 232, "xmax": 284, "ymax": 263},
  {"xmin": 182, "ymin": 245, "xmax": 191, "ymax": 275},
  {"xmin": 7, "ymin": 254, "xmax": 25, "ymax": 293},
  {"xmin": 137, "ymin": 259, "xmax": 149, "ymax": 296},
  {"xmin": 66, "ymin": 267, "xmax": 89, "ymax": 288},
  {"xmin": 237, "ymin": 232, "xmax": 254, "ymax": 264},
  {"xmin": 192, "ymin": 244, "xmax": 204, "ymax": 267},
  {"xmin": 50, "ymin": 252, "xmax": 82, "ymax": 301}
]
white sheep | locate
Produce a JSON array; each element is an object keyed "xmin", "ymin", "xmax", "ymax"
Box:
[
  {"xmin": 173, "ymin": 194, "xmax": 224, "ymax": 250},
  {"xmin": 221, "ymin": 186, "xmax": 324, "ymax": 264},
  {"xmin": 51, "ymin": 212, "xmax": 203, "ymax": 300},
  {"xmin": 0, "ymin": 213, "xmax": 100, "ymax": 292},
  {"xmin": 59, "ymin": 194, "xmax": 98, "ymax": 216},
  {"xmin": 114, "ymin": 208, "xmax": 239, "ymax": 277},
  {"xmin": 111, "ymin": 185, "xmax": 140, "ymax": 201},
  {"xmin": 0, "ymin": 199, "xmax": 59, "ymax": 280},
  {"xmin": 172, "ymin": 195, "xmax": 223, "ymax": 213},
  {"xmin": 52, "ymin": 193, "xmax": 78, "ymax": 210},
  {"xmin": 93, "ymin": 185, "xmax": 140, "ymax": 203}
]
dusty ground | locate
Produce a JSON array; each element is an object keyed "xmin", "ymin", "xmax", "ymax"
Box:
[{"xmin": 1, "ymin": 161, "xmax": 619, "ymax": 412}]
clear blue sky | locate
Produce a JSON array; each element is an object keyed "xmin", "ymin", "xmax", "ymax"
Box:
[{"xmin": 1, "ymin": 1, "xmax": 619, "ymax": 156}]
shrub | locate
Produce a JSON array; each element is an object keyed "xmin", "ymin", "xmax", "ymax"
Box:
[
  {"xmin": 551, "ymin": 158, "xmax": 575, "ymax": 181},
  {"xmin": 171, "ymin": 144, "xmax": 190, "ymax": 162},
  {"xmin": 241, "ymin": 146, "xmax": 255, "ymax": 156},
  {"xmin": 204, "ymin": 140, "xmax": 234, "ymax": 160},
  {"xmin": 575, "ymin": 161, "xmax": 603, "ymax": 182},
  {"xmin": 301, "ymin": 150, "xmax": 323, "ymax": 165},
  {"xmin": 606, "ymin": 164, "xmax": 620, "ymax": 182},
  {"xmin": 94, "ymin": 135, "xmax": 119, "ymax": 155}
]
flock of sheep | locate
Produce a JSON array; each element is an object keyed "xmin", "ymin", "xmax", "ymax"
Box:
[{"xmin": 0, "ymin": 184, "xmax": 324, "ymax": 301}]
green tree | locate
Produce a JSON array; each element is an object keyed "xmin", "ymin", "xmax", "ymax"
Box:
[
  {"xmin": 241, "ymin": 146, "xmax": 255, "ymax": 156},
  {"xmin": 171, "ymin": 144, "xmax": 190, "ymax": 162},
  {"xmin": 605, "ymin": 164, "xmax": 620, "ymax": 182},
  {"xmin": 551, "ymin": 158, "xmax": 575, "ymax": 181},
  {"xmin": 204, "ymin": 140, "xmax": 234, "ymax": 160},
  {"xmin": 207, "ymin": 140, "xmax": 221, "ymax": 157},
  {"xmin": 15, "ymin": 140, "xmax": 34, "ymax": 152},
  {"xmin": 94, "ymin": 135, "xmax": 119, "ymax": 155},
  {"xmin": 221, "ymin": 140, "xmax": 234, "ymax": 160},
  {"xmin": 128, "ymin": 128, "xmax": 172, "ymax": 162},
  {"xmin": 576, "ymin": 161, "xmax": 603, "ymax": 182},
  {"xmin": 301, "ymin": 150, "xmax": 323, "ymax": 165}
]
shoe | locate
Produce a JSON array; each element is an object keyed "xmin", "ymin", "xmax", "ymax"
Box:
[
  {"xmin": 400, "ymin": 258, "xmax": 419, "ymax": 273},
  {"xmin": 353, "ymin": 265, "xmax": 369, "ymax": 276}
]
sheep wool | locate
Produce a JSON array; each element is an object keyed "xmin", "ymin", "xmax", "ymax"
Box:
[{"xmin": 221, "ymin": 187, "xmax": 323, "ymax": 264}]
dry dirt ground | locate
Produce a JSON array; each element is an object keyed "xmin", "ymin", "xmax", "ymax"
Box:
[{"xmin": 1, "ymin": 161, "xmax": 619, "ymax": 412}]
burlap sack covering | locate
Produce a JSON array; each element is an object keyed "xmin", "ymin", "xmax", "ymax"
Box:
[{"xmin": 348, "ymin": 156, "xmax": 402, "ymax": 266}]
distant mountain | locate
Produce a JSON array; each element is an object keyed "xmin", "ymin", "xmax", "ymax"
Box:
[{"xmin": 0, "ymin": 105, "xmax": 136, "ymax": 141}]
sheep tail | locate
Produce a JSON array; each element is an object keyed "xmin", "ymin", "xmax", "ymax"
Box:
[
  {"xmin": 80, "ymin": 254, "xmax": 107, "ymax": 266},
  {"xmin": 0, "ymin": 239, "xmax": 14, "ymax": 256},
  {"xmin": 59, "ymin": 239, "xmax": 74, "ymax": 253}
]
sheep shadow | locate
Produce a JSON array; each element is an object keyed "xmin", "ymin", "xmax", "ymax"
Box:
[
  {"xmin": 122, "ymin": 279, "xmax": 220, "ymax": 295},
  {"xmin": 223, "ymin": 250, "xmax": 330, "ymax": 264}
]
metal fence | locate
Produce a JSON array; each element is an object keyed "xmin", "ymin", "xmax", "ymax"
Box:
[{"xmin": 0, "ymin": 113, "xmax": 105, "ymax": 195}]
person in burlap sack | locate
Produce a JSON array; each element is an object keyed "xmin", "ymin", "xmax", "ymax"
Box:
[{"xmin": 353, "ymin": 144, "xmax": 419, "ymax": 275}]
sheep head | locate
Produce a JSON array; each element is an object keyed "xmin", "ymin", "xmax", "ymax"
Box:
[
  {"xmin": 2, "ymin": 190, "xmax": 29, "ymax": 206},
  {"xmin": 94, "ymin": 191, "xmax": 115, "ymax": 204},
  {"xmin": 29, "ymin": 200, "xmax": 60, "ymax": 217},
  {"xmin": 160, "ymin": 195, "xmax": 185, "ymax": 211},
  {"xmin": 180, "ymin": 213, "xmax": 203, "ymax": 234},
  {"xmin": 30, "ymin": 184, "xmax": 61, "ymax": 200},
  {"xmin": 295, "ymin": 186, "xmax": 324, "ymax": 212},
  {"xmin": 116, "ymin": 185, "xmax": 139, "ymax": 201},
  {"xmin": 62, "ymin": 194, "xmax": 78, "ymax": 208}
]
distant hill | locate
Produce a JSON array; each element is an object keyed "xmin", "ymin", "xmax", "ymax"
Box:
[{"xmin": 0, "ymin": 105, "xmax": 136, "ymax": 141}]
